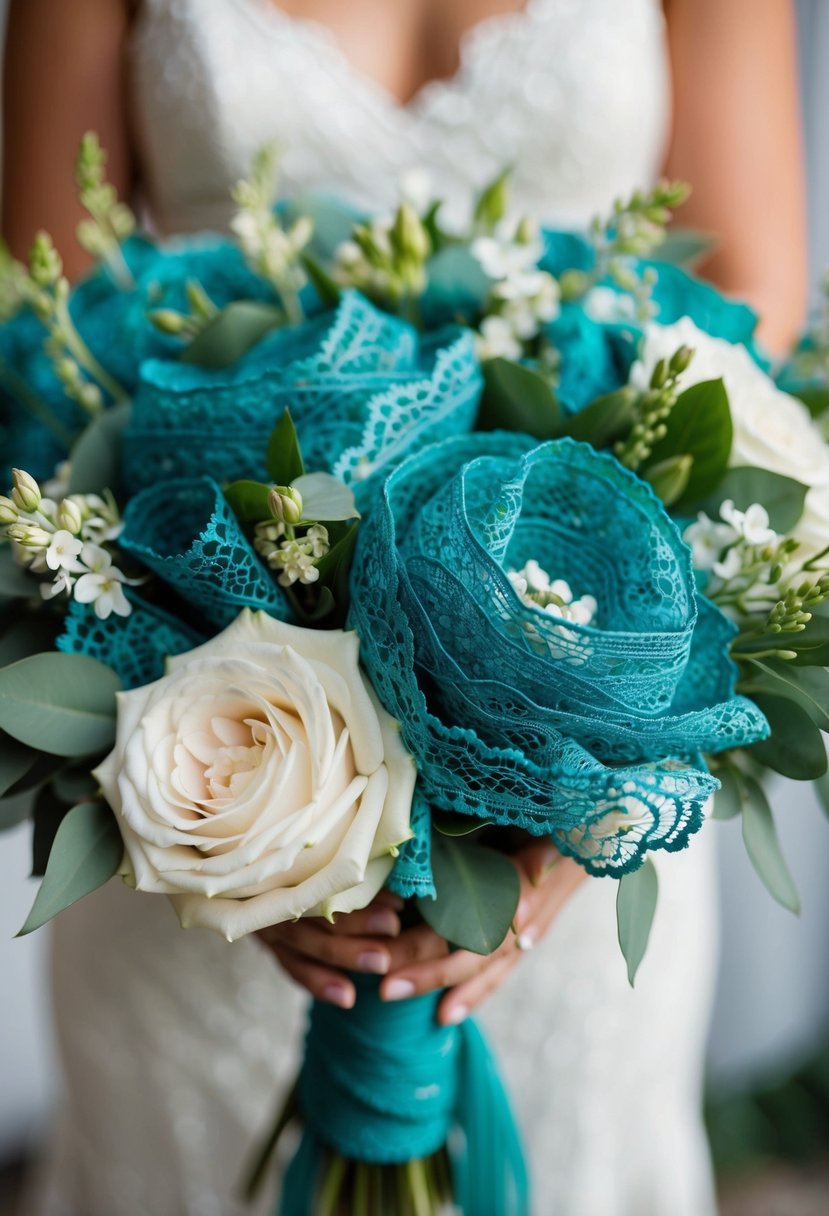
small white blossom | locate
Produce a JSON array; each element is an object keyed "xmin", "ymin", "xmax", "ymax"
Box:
[
  {"xmin": 73, "ymin": 545, "xmax": 131, "ymax": 619},
  {"xmin": 45, "ymin": 529, "xmax": 85, "ymax": 572},
  {"xmin": 475, "ymin": 314, "xmax": 523, "ymax": 361}
]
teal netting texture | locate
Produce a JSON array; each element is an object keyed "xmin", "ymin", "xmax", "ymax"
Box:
[
  {"xmin": 350, "ymin": 434, "xmax": 769, "ymax": 878},
  {"xmin": 279, "ymin": 978, "xmax": 528, "ymax": 1216},
  {"xmin": 118, "ymin": 476, "xmax": 289, "ymax": 630},
  {"xmin": 57, "ymin": 594, "xmax": 204, "ymax": 689},
  {"xmin": 122, "ymin": 290, "xmax": 482, "ymax": 507}
]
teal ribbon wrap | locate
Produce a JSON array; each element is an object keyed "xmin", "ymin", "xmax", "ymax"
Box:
[{"xmin": 279, "ymin": 977, "xmax": 528, "ymax": 1215}]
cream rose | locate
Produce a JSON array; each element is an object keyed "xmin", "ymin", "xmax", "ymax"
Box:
[
  {"xmin": 631, "ymin": 318, "xmax": 829, "ymax": 554},
  {"xmin": 94, "ymin": 610, "xmax": 416, "ymax": 940}
]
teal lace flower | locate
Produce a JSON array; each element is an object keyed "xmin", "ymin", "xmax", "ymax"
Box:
[{"xmin": 350, "ymin": 433, "xmax": 768, "ymax": 883}]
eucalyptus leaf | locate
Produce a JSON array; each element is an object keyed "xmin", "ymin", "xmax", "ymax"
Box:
[
  {"xmin": 712, "ymin": 766, "xmax": 742, "ymax": 821},
  {"xmin": 695, "ymin": 467, "xmax": 808, "ymax": 534},
  {"xmin": 181, "ymin": 301, "xmax": 282, "ymax": 370},
  {"xmin": 416, "ymin": 832, "xmax": 520, "ymax": 955},
  {"xmin": 31, "ymin": 782, "xmax": 69, "ymax": 877},
  {"xmin": 749, "ymin": 694, "xmax": 827, "ymax": 780},
  {"xmin": 0, "ymin": 789, "xmax": 35, "ymax": 832},
  {"xmin": 266, "ymin": 409, "xmax": 305, "ymax": 486},
  {"xmin": 478, "ymin": 358, "xmax": 562, "ymax": 439},
  {"xmin": 0, "ymin": 733, "xmax": 37, "ymax": 798},
  {"xmin": 3, "ymin": 749, "xmax": 65, "ymax": 799},
  {"xmin": 223, "ymin": 479, "xmax": 272, "ymax": 523},
  {"xmin": 646, "ymin": 378, "xmax": 732, "ymax": 507},
  {"xmin": 0, "ymin": 652, "xmax": 121, "ymax": 757},
  {"xmin": 293, "ymin": 473, "xmax": 360, "ymax": 522},
  {"xmin": 740, "ymin": 775, "xmax": 800, "ymax": 914},
  {"xmin": 67, "ymin": 401, "xmax": 132, "ymax": 495},
  {"xmin": 616, "ymin": 857, "xmax": 658, "ymax": 986},
  {"xmin": 52, "ymin": 765, "xmax": 100, "ymax": 806},
  {"xmin": 301, "ymin": 252, "xmax": 341, "ymax": 310},
  {"xmin": 743, "ymin": 659, "xmax": 829, "ymax": 732},
  {"xmin": 652, "ymin": 227, "xmax": 717, "ymax": 269},
  {"xmin": 0, "ymin": 547, "xmax": 38, "ymax": 599},
  {"xmin": 18, "ymin": 800, "xmax": 123, "ymax": 935},
  {"xmin": 557, "ymin": 387, "xmax": 638, "ymax": 448}
]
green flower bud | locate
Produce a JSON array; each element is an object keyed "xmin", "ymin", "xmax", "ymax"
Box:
[
  {"xmin": 184, "ymin": 280, "xmax": 217, "ymax": 322},
  {"xmin": 650, "ymin": 358, "xmax": 669, "ymax": 391},
  {"xmin": 268, "ymin": 484, "xmax": 304, "ymax": 525},
  {"xmin": 392, "ymin": 203, "xmax": 431, "ymax": 264},
  {"xmin": 669, "ymin": 345, "xmax": 694, "ymax": 375},
  {"xmin": 149, "ymin": 309, "xmax": 188, "ymax": 336},
  {"xmin": 474, "ymin": 171, "xmax": 510, "ymax": 231},
  {"xmin": 514, "ymin": 215, "xmax": 538, "ymax": 246},
  {"xmin": 11, "ymin": 468, "xmax": 41, "ymax": 512},
  {"xmin": 0, "ymin": 495, "xmax": 19, "ymax": 524},
  {"xmin": 57, "ymin": 498, "xmax": 84, "ymax": 534},
  {"xmin": 8, "ymin": 522, "xmax": 50, "ymax": 548},
  {"xmin": 78, "ymin": 382, "xmax": 103, "ymax": 413},
  {"xmin": 29, "ymin": 232, "xmax": 63, "ymax": 288},
  {"xmin": 558, "ymin": 269, "xmax": 589, "ymax": 301}
]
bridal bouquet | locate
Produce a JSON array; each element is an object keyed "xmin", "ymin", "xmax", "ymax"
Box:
[{"xmin": 2, "ymin": 137, "xmax": 827, "ymax": 1214}]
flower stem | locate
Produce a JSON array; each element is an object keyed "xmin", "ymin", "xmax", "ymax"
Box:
[
  {"xmin": 0, "ymin": 356, "xmax": 75, "ymax": 450},
  {"xmin": 55, "ymin": 297, "xmax": 128, "ymax": 407},
  {"xmin": 318, "ymin": 1154, "xmax": 347, "ymax": 1216}
]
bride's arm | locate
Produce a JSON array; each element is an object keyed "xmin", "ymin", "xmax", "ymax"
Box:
[
  {"xmin": 2, "ymin": 0, "xmax": 135, "ymax": 276},
  {"xmin": 663, "ymin": 0, "xmax": 807, "ymax": 354}
]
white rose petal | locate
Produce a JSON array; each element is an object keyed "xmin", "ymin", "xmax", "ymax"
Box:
[{"xmin": 94, "ymin": 610, "xmax": 416, "ymax": 941}]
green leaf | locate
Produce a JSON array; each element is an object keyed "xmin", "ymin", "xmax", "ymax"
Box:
[
  {"xmin": 3, "ymin": 749, "xmax": 65, "ymax": 799},
  {"xmin": 749, "ymin": 694, "xmax": 827, "ymax": 780},
  {"xmin": 652, "ymin": 227, "xmax": 716, "ymax": 269},
  {"xmin": 791, "ymin": 385, "xmax": 829, "ymax": 419},
  {"xmin": 740, "ymin": 775, "xmax": 800, "ymax": 913},
  {"xmin": 312, "ymin": 522, "xmax": 359, "ymax": 626},
  {"xmin": 31, "ymin": 782, "xmax": 69, "ymax": 877},
  {"xmin": 556, "ymin": 387, "xmax": 638, "ymax": 448},
  {"xmin": 223, "ymin": 479, "xmax": 272, "ymax": 523},
  {"xmin": 743, "ymin": 659, "xmax": 829, "ymax": 732},
  {"xmin": 645, "ymin": 378, "xmax": 732, "ymax": 507},
  {"xmin": 18, "ymin": 800, "xmax": 123, "ymax": 935},
  {"xmin": 293, "ymin": 472, "xmax": 360, "ymax": 522},
  {"xmin": 52, "ymin": 765, "xmax": 99, "ymax": 805},
  {"xmin": 432, "ymin": 811, "xmax": 496, "ymax": 837},
  {"xmin": 477, "ymin": 358, "xmax": 563, "ymax": 439},
  {"xmin": 0, "ymin": 789, "xmax": 35, "ymax": 832},
  {"xmin": 734, "ymin": 615, "xmax": 829, "ymax": 667},
  {"xmin": 416, "ymin": 832, "xmax": 520, "ymax": 955},
  {"xmin": 616, "ymin": 857, "xmax": 659, "ymax": 986},
  {"xmin": 0, "ymin": 615, "xmax": 61, "ymax": 667},
  {"xmin": 0, "ymin": 733, "xmax": 37, "ymax": 798},
  {"xmin": 712, "ymin": 765, "xmax": 742, "ymax": 820},
  {"xmin": 67, "ymin": 401, "xmax": 132, "ymax": 495},
  {"xmin": 695, "ymin": 466, "xmax": 808, "ymax": 534},
  {"xmin": 644, "ymin": 453, "xmax": 693, "ymax": 507},
  {"xmin": 0, "ymin": 652, "xmax": 121, "ymax": 756},
  {"xmin": 181, "ymin": 301, "xmax": 282, "ymax": 370},
  {"xmin": 0, "ymin": 546, "xmax": 38, "ymax": 599},
  {"xmin": 814, "ymin": 770, "xmax": 829, "ymax": 822},
  {"xmin": 300, "ymin": 252, "xmax": 341, "ymax": 310},
  {"xmin": 266, "ymin": 409, "xmax": 305, "ymax": 486}
]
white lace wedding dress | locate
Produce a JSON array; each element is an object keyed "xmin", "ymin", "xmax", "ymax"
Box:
[{"xmin": 26, "ymin": 2, "xmax": 720, "ymax": 1213}]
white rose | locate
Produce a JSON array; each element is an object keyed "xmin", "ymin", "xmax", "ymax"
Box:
[
  {"xmin": 94, "ymin": 610, "xmax": 416, "ymax": 940},
  {"xmin": 631, "ymin": 318, "xmax": 829, "ymax": 555}
]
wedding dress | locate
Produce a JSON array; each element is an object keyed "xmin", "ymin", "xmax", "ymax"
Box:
[{"xmin": 26, "ymin": 2, "xmax": 720, "ymax": 1213}]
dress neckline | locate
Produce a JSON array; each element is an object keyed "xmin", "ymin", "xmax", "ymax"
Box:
[{"xmin": 234, "ymin": 0, "xmax": 540, "ymax": 115}]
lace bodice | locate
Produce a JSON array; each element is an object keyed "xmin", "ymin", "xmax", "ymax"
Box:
[{"xmin": 129, "ymin": 0, "xmax": 670, "ymax": 233}]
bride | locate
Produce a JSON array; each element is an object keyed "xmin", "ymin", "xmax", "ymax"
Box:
[{"xmin": 3, "ymin": 2, "xmax": 805, "ymax": 1213}]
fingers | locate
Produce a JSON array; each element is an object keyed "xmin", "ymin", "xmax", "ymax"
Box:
[
  {"xmin": 382, "ymin": 923, "xmax": 451, "ymax": 972},
  {"xmin": 268, "ymin": 942, "xmax": 356, "ymax": 1009},
  {"xmin": 437, "ymin": 951, "xmax": 519, "ymax": 1025},
  {"xmin": 327, "ymin": 904, "xmax": 401, "ymax": 938},
  {"xmin": 260, "ymin": 919, "xmax": 395, "ymax": 975}
]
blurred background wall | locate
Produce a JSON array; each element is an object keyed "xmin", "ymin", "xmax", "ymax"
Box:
[{"xmin": 1, "ymin": 0, "xmax": 829, "ymax": 1167}]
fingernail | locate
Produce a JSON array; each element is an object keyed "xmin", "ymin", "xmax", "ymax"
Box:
[
  {"xmin": 367, "ymin": 909, "xmax": 400, "ymax": 936},
  {"xmin": 383, "ymin": 978, "xmax": 416, "ymax": 1001},
  {"xmin": 322, "ymin": 983, "xmax": 354, "ymax": 1009},
  {"xmin": 357, "ymin": 950, "xmax": 390, "ymax": 974},
  {"xmin": 516, "ymin": 898, "xmax": 529, "ymax": 923},
  {"xmin": 443, "ymin": 1003, "xmax": 468, "ymax": 1025}
]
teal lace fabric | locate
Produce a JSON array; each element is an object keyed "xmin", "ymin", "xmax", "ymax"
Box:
[
  {"xmin": 118, "ymin": 476, "xmax": 289, "ymax": 628},
  {"xmin": 122, "ymin": 291, "xmax": 482, "ymax": 506},
  {"xmin": 351, "ymin": 434, "xmax": 769, "ymax": 879},
  {"xmin": 57, "ymin": 594, "xmax": 204, "ymax": 689}
]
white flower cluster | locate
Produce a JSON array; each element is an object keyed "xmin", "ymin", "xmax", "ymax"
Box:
[
  {"xmin": 333, "ymin": 201, "xmax": 431, "ymax": 303},
  {"xmin": 507, "ymin": 560, "xmax": 597, "ymax": 664},
  {"xmin": 684, "ymin": 500, "xmax": 788, "ymax": 617},
  {"xmin": 254, "ymin": 520, "xmax": 329, "ymax": 587},
  {"xmin": 0, "ymin": 468, "xmax": 134, "ymax": 619},
  {"xmin": 473, "ymin": 219, "xmax": 560, "ymax": 361}
]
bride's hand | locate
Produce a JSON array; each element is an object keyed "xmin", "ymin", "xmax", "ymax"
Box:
[
  {"xmin": 258, "ymin": 840, "xmax": 585, "ymax": 1022},
  {"xmin": 380, "ymin": 840, "xmax": 585, "ymax": 1026}
]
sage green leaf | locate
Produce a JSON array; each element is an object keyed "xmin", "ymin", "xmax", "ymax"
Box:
[
  {"xmin": 293, "ymin": 472, "xmax": 360, "ymax": 522},
  {"xmin": 181, "ymin": 301, "xmax": 282, "ymax": 370},
  {"xmin": 749, "ymin": 694, "xmax": 828, "ymax": 780},
  {"xmin": 52, "ymin": 765, "xmax": 100, "ymax": 806},
  {"xmin": 743, "ymin": 660, "xmax": 829, "ymax": 732},
  {"xmin": 0, "ymin": 616, "xmax": 61, "ymax": 667},
  {"xmin": 0, "ymin": 547, "xmax": 38, "ymax": 599},
  {"xmin": 300, "ymin": 252, "xmax": 341, "ymax": 309},
  {"xmin": 0, "ymin": 789, "xmax": 35, "ymax": 831},
  {"xmin": 814, "ymin": 770, "xmax": 829, "ymax": 823},
  {"xmin": 266, "ymin": 409, "xmax": 305, "ymax": 486},
  {"xmin": 31, "ymin": 783, "xmax": 69, "ymax": 877},
  {"xmin": 0, "ymin": 652, "xmax": 121, "ymax": 756},
  {"xmin": 416, "ymin": 832, "xmax": 520, "ymax": 955},
  {"xmin": 68, "ymin": 401, "xmax": 132, "ymax": 495},
  {"xmin": 644, "ymin": 453, "xmax": 693, "ymax": 507},
  {"xmin": 4, "ymin": 749, "xmax": 65, "ymax": 799},
  {"xmin": 652, "ymin": 228, "xmax": 716, "ymax": 269},
  {"xmin": 616, "ymin": 857, "xmax": 659, "ymax": 986},
  {"xmin": 740, "ymin": 775, "xmax": 800, "ymax": 914},
  {"xmin": 478, "ymin": 358, "xmax": 563, "ymax": 439},
  {"xmin": 695, "ymin": 467, "xmax": 808, "ymax": 534},
  {"xmin": 223, "ymin": 479, "xmax": 272, "ymax": 523},
  {"xmin": 646, "ymin": 378, "xmax": 732, "ymax": 507},
  {"xmin": 557, "ymin": 387, "xmax": 638, "ymax": 448},
  {"xmin": 792, "ymin": 385, "xmax": 829, "ymax": 419},
  {"xmin": 18, "ymin": 801, "xmax": 123, "ymax": 935},
  {"xmin": 712, "ymin": 766, "xmax": 742, "ymax": 821},
  {"xmin": 0, "ymin": 733, "xmax": 37, "ymax": 798}
]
